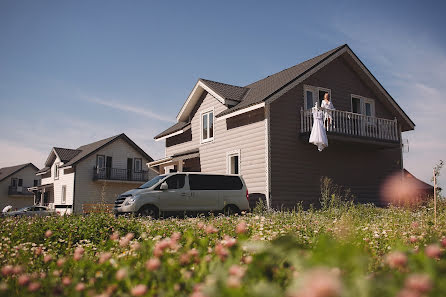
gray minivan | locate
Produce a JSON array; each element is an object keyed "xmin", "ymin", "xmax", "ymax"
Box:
[{"xmin": 114, "ymin": 172, "xmax": 250, "ymax": 218}]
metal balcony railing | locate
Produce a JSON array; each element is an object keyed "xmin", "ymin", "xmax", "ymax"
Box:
[
  {"xmin": 93, "ymin": 167, "xmax": 149, "ymax": 182},
  {"xmin": 8, "ymin": 186, "xmax": 33, "ymax": 196},
  {"xmin": 300, "ymin": 107, "xmax": 399, "ymax": 142}
]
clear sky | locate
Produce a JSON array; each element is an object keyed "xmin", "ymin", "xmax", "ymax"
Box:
[{"xmin": 1, "ymin": 0, "xmax": 445, "ymax": 187}]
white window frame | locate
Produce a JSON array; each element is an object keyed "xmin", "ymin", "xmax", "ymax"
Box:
[
  {"xmin": 54, "ymin": 163, "xmax": 60, "ymax": 180},
  {"xmin": 226, "ymin": 149, "xmax": 241, "ymax": 174},
  {"xmin": 61, "ymin": 185, "xmax": 66, "ymax": 204},
  {"xmin": 134, "ymin": 158, "xmax": 142, "ymax": 173},
  {"xmin": 350, "ymin": 94, "xmax": 375, "ymax": 117},
  {"xmin": 200, "ymin": 107, "xmax": 215, "ymax": 144},
  {"xmin": 303, "ymin": 85, "xmax": 332, "ymax": 110}
]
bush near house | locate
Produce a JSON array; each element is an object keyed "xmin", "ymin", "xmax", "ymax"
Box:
[{"xmin": 0, "ymin": 199, "xmax": 445, "ymax": 297}]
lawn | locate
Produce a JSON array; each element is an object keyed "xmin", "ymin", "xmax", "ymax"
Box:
[{"xmin": 0, "ymin": 201, "xmax": 445, "ymax": 297}]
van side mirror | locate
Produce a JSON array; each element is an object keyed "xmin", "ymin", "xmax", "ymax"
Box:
[{"xmin": 160, "ymin": 182, "xmax": 168, "ymax": 190}]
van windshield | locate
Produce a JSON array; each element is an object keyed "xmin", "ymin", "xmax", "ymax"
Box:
[{"xmin": 138, "ymin": 175, "xmax": 167, "ymax": 189}]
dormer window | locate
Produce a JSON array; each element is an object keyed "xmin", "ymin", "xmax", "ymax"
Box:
[{"xmin": 201, "ymin": 109, "xmax": 214, "ymax": 143}]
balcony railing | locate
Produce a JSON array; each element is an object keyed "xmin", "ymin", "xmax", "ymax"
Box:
[
  {"xmin": 8, "ymin": 186, "xmax": 33, "ymax": 196},
  {"xmin": 301, "ymin": 107, "xmax": 399, "ymax": 142},
  {"xmin": 93, "ymin": 167, "xmax": 149, "ymax": 182}
]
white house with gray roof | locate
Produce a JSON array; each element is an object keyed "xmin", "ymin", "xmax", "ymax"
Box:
[{"xmin": 31, "ymin": 133, "xmax": 157, "ymax": 214}]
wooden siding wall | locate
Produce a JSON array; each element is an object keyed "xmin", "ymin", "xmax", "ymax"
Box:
[
  {"xmin": 303, "ymin": 56, "xmax": 394, "ymax": 119},
  {"xmin": 74, "ymin": 138, "xmax": 157, "ymax": 213},
  {"xmin": 165, "ymin": 93, "xmax": 267, "ymax": 199},
  {"xmin": 269, "ymin": 56, "xmax": 402, "ymax": 208},
  {"xmin": 0, "ymin": 166, "xmax": 40, "ymax": 210}
]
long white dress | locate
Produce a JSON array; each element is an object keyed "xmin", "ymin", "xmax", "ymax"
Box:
[{"xmin": 309, "ymin": 108, "xmax": 328, "ymax": 151}]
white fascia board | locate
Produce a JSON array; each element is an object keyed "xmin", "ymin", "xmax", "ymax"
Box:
[
  {"xmin": 176, "ymin": 81, "xmax": 227, "ymax": 122},
  {"xmin": 216, "ymin": 102, "xmax": 265, "ymax": 121},
  {"xmin": 147, "ymin": 157, "xmax": 173, "ymax": 167},
  {"xmin": 155, "ymin": 129, "xmax": 185, "ymax": 141}
]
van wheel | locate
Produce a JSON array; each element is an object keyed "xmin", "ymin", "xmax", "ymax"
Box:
[
  {"xmin": 223, "ymin": 205, "xmax": 240, "ymax": 216},
  {"xmin": 138, "ymin": 205, "xmax": 159, "ymax": 219}
]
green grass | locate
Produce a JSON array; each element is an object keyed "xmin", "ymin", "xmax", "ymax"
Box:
[{"xmin": 0, "ymin": 201, "xmax": 445, "ymax": 297}]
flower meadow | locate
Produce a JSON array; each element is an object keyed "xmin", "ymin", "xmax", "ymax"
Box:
[{"xmin": 0, "ymin": 201, "xmax": 445, "ymax": 297}]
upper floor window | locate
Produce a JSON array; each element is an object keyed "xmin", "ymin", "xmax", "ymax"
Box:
[
  {"xmin": 34, "ymin": 180, "xmax": 39, "ymax": 187},
  {"xmin": 201, "ymin": 109, "xmax": 214, "ymax": 143},
  {"xmin": 134, "ymin": 158, "xmax": 142, "ymax": 172},
  {"xmin": 304, "ymin": 85, "xmax": 331, "ymax": 109},
  {"xmin": 54, "ymin": 163, "xmax": 60, "ymax": 179},
  {"xmin": 11, "ymin": 178, "xmax": 18, "ymax": 187},
  {"xmin": 97, "ymin": 155, "xmax": 105, "ymax": 169},
  {"xmin": 351, "ymin": 95, "xmax": 375, "ymax": 117},
  {"xmin": 61, "ymin": 185, "xmax": 67, "ymax": 204}
]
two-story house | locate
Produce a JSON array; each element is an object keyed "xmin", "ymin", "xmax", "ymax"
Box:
[
  {"xmin": 0, "ymin": 163, "xmax": 40, "ymax": 210},
  {"xmin": 149, "ymin": 44, "xmax": 415, "ymax": 209},
  {"xmin": 31, "ymin": 133, "xmax": 157, "ymax": 214}
]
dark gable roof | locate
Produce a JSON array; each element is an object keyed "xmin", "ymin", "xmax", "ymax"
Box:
[
  {"xmin": 403, "ymin": 169, "xmax": 434, "ymax": 191},
  {"xmin": 217, "ymin": 44, "xmax": 346, "ymax": 117},
  {"xmin": 199, "ymin": 79, "xmax": 249, "ymax": 102},
  {"xmin": 154, "ymin": 122, "xmax": 190, "ymax": 140},
  {"xmin": 60, "ymin": 133, "xmax": 153, "ymax": 168},
  {"xmin": 53, "ymin": 148, "xmax": 82, "ymax": 163},
  {"xmin": 0, "ymin": 163, "xmax": 39, "ymax": 182}
]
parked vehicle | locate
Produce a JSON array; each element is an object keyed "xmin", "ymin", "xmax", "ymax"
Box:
[
  {"xmin": 1, "ymin": 206, "xmax": 53, "ymax": 217},
  {"xmin": 114, "ymin": 173, "xmax": 250, "ymax": 218}
]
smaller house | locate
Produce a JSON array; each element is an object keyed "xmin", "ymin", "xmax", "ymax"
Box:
[
  {"xmin": 31, "ymin": 133, "xmax": 157, "ymax": 214},
  {"xmin": 403, "ymin": 169, "xmax": 435, "ymax": 198},
  {"xmin": 0, "ymin": 163, "xmax": 40, "ymax": 211}
]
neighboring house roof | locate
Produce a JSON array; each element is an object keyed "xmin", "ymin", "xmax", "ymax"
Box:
[
  {"xmin": 0, "ymin": 163, "xmax": 39, "ymax": 182},
  {"xmin": 403, "ymin": 169, "xmax": 434, "ymax": 193},
  {"xmin": 156, "ymin": 44, "xmax": 415, "ymax": 139},
  {"xmin": 39, "ymin": 134, "xmax": 154, "ymax": 172},
  {"xmin": 154, "ymin": 122, "xmax": 190, "ymax": 140},
  {"xmin": 36, "ymin": 167, "xmax": 50, "ymax": 174}
]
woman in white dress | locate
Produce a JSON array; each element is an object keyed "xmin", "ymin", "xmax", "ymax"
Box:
[{"xmin": 321, "ymin": 93, "xmax": 335, "ymax": 129}]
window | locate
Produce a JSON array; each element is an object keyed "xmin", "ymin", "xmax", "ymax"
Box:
[
  {"xmin": 351, "ymin": 95, "xmax": 375, "ymax": 117},
  {"xmin": 227, "ymin": 150, "xmax": 241, "ymax": 174},
  {"xmin": 97, "ymin": 155, "xmax": 105, "ymax": 169},
  {"xmin": 304, "ymin": 85, "xmax": 331, "ymax": 109},
  {"xmin": 34, "ymin": 180, "xmax": 39, "ymax": 187},
  {"xmin": 158, "ymin": 174, "xmax": 185, "ymax": 190},
  {"xmin": 134, "ymin": 158, "xmax": 142, "ymax": 172},
  {"xmin": 11, "ymin": 178, "xmax": 18, "ymax": 187},
  {"xmin": 189, "ymin": 174, "xmax": 243, "ymax": 190},
  {"xmin": 201, "ymin": 110, "xmax": 214, "ymax": 143},
  {"xmin": 18, "ymin": 179, "xmax": 23, "ymax": 187},
  {"xmin": 61, "ymin": 185, "xmax": 66, "ymax": 204},
  {"xmin": 54, "ymin": 163, "xmax": 60, "ymax": 179}
]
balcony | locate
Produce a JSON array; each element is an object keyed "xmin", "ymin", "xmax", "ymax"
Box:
[
  {"xmin": 300, "ymin": 108, "xmax": 399, "ymax": 144},
  {"xmin": 93, "ymin": 167, "xmax": 149, "ymax": 183},
  {"xmin": 8, "ymin": 186, "xmax": 34, "ymax": 196}
]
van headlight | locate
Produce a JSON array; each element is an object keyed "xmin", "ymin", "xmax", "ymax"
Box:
[{"xmin": 125, "ymin": 196, "xmax": 137, "ymax": 206}]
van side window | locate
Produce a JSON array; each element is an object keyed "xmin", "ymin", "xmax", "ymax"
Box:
[
  {"xmin": 162, "ymin": 174, "xmax": 185, "ymax": 189},
  {"xmin": 189, "ymin": 175, "xmax": 242, "ymax": 190}
]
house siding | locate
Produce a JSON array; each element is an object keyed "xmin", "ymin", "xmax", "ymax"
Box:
[
  {"xmin": 269, "ymin": 56, "xmax": 402, "ymax": 208},
  {"xmin": 165, "ymin": 93, "xmax": 267, "ymax": 202},
  {"xmin": 0, "ymin": 166, "xmax": 40, "ymax": 210},
  {"xmin": 73, "ymin": 138, "xmax": 156, "ymax": 213}
]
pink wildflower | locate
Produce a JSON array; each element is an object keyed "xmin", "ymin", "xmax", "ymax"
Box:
[
  {"xmin": 215, "ymin": 243, "xmax": 229, "ymax": 261},
  {"xmin": 205, "ymin": 225, "xmax": 218, "ymax": 234},
  {"xmin": 235, "ymin": 221, "xmax": 248, "ymax": 234},
  {"xmin": 18, "ymin": 274, "xmax": 30, "ymax": 286},
  {"xmin": 289, "ymin": 268, "xmax": 342, "ymax": 297},
  {"xmin": 57, "ymin": 258, "xmax": 66, "ymax": 267},
  {"xmin": 131, "ymin": 284, "xmax": 147, "ymax": 297},
  {"xmin": 115, "ymin": 268, "xmax": 127, "ymax": 281},
  {"xmin": 385, "ymin": 251, "xmax": 407, "ymax": 269},
  {"xmin": 1, "ymin": 265, "xmax": 13, "ymax": 277},
  {"xmin": 75, "ymin": 282, "xmax": 86, "ymax": 291},
  {"xmin": 44, "ymin": 230, "xmax": 53, "ymax": 238},
  {"xmin": 222, "ymin": 235, "xmax": 237, "ymax": 248},
  {"xmin": 405, "ymin": 274, "xmax": 432, "ymax": 293},
  {"xmin": 62, "ymin": 276, "xmax": 71, "ymax": 286},
  {"xmin": 98, "ymin": 252, "xmax": 112, "ymax": 264},
  {"xmin": 110, "ymin": 231, "xmax": 119, "ymax": 241},
  {"xmin": 145, "ymin": 258, "xmax": 161, "ymax": 271},
  {"xmin": 28, "ymin": 281, "xmax": 41, "ymax": 292},
  {"xmin": 43, "ymin": 254, "xmax": 53, "ymax": 263},
  {"xmin": 425, "ymin": 244, "xmax": 442, "ymax": 259}
]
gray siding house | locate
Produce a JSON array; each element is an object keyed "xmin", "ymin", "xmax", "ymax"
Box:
[
  {"xmin": 0, "ymin": 163, "xmax": 40, "ymax": 211},
  {"xmin": 150, "ymin": 44, "xmax": 415, "ymax": 209},
  {"xmin": 32, "ymin": 133, "xmax": 157, "ymax": 214}
]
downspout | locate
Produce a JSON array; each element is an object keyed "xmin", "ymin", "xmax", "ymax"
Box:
[
  {"xmin": 265, "ymin": 103, "xmax": 271, "ymax": 209},
  {"xmin": 72, "ymin": 166, "xmax": 76, "ymax": 215}
]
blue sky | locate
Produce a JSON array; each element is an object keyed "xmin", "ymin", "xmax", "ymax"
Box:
[{"xmin": 1, "ymin": 0, "xmax": 445, "ymax": 186}]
